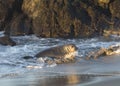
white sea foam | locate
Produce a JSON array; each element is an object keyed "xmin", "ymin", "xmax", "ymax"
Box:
[
  {"xmin": 0, "ymin": 31, "xmax": 4, "ymax": 37},
  {"xmin": 114, "ymin": 49, "xmax": 120, "ymax": 54}
]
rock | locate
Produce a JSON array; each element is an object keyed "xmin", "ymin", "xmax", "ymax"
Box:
[
  {"xmin": 0, "ymin": 36, "xmax": 16, "ymax": 46},
  {"xmin": 22, "ymin": 0, "xmax": 108, "ymax": 38},
  {"xmin": 4, "ymin": 13, "xmax": 33, "ymax": 36},
  {"xmin": 22, "ymin": 0, "xmax": 73, "ymax": 37},
  {"xmin": 98, "ymin": 0, "xmax": 110, "ymax": 8},
  {"xmin": 0, "ymin": 0, "xmax": 33, "ymax": 36},
  {"xmin": 109, "ymin": 0, "xmax": 120, "ymax": 29},
  {"xmin": 103, "ymin": 29, "xmax": 120, "ymax": 37},
  {"xmin": 110, "ymin": 0, "xmax": 120, "ymax": 18},
  {"xmin": 0, "ymin": 0, "xmax": 15, "ymax": 31},
  {"xmin": 0, "ymin": 0, "xmax": 120, "ymax": 38}
]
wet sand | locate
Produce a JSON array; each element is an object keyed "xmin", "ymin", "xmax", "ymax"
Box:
[
  {"xmin": 0, "ymin": 71, "xmax": 119, "ymax": 86},
  {"xmin": 0, "ymin": 74, "xmax": 96, "ymax": 86},
  {"xmin": 85, "ymin": 77, "xmax": 120, "ymax": 86}
]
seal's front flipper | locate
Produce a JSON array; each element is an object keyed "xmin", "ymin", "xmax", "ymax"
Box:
[{"xmin": 23, "ymin": 56, "xmax": 34, "ymax": 59}]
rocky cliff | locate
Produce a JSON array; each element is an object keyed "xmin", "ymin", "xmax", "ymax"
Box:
[{"xmin": 0, "ymin": 0, "xmax": 120, "ymax": 38}]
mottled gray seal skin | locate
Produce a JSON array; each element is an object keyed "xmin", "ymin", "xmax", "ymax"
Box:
[{"xmin": 35, "ymin": 44, "xmax": 78, "ymax": 60}]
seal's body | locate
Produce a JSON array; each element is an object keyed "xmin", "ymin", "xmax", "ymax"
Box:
[{"xmin": 35, "ymin": 44, "xmax": 78, "ymax": 59}]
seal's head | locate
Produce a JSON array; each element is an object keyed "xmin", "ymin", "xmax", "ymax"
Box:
[
  {"xmin": 61, "ymin": 44, "xmax": 78, "ymax": 59},
  {"xmin": 63, "ymin": 44, "xmax": 78, "ymax": 53},
  {"xmin": 35, "ymin": 44, "xmax": 78, "ymax": 59}
]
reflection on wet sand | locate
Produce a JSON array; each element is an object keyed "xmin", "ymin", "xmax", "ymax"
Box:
[{"xmin": 35, "ymin": 74, "xmax": 95, "ymax": 86}]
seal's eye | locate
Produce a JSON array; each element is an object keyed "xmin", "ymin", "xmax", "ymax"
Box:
[{"xmin": 71, "ymin": 45, "xmax": 75, "ymax": 48}]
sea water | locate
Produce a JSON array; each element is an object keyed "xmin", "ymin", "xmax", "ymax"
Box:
[{"xmin": 0, "ymin": 31, "xmax": 120, "ymax": 86}]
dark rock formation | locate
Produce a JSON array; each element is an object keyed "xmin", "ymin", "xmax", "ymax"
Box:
[
  {"xmin": 103, "ymin": 29, "xmax": 120, "ymax": 37},
  {"xmin": 109, "ymin": 0, "xmax": 120, "ymax": 29},
  {"xmin": 4, "ymin": 13, "xmax": 33, "ymax": 36},
  {"xmin": 21, "ymin": 0, "xmax": 120, "ymax": 38},
  {"xmin": 110, "ymin": 0, "xmax": 120, "ymax": 18},
  {"xmin": 0, "ymin": 0, "xmax": 15, "ymax": 31},
  {"xmin": 0, "ymin": 0, "xmax": 120, "ymax": 38},
  {"xmin": 0, "ymin": 36, "xmax": 16, "ymax": 46},
  {"xmin": 0, "ymin": 0, "xmax": 33, "ymax": 36}
]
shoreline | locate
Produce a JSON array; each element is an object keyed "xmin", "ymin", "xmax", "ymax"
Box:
[
  {"xmin": 0, "ymin": 72, "xmax": 119, "ymax": 86},
  {"xmin": 84, "ymin": 76, "xmax": 120, "ymax": 86}
]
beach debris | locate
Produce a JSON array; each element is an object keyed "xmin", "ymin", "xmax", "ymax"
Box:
[{"xmin": 86, "ymin": 45, "xmax": 120, "ymax": 60}]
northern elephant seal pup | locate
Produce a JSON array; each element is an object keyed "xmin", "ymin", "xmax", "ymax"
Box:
[
  {"xmin": 35, "ymin": 44, "xmax": 78, "ymax": 60},
  {"xmin": 23, "ymin": 44, "xmax": 78, "ymax": 64}
]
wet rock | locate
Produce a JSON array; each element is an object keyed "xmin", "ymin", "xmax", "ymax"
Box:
[
  {"xmin": 22, "ymin": 0, "xmax": 114, "ymax": 38},
  {"xmin": 103, "ymin": 29, "xmax": 120, "ymax": 37},
  {"xmin": 110, "ymin": 0, "xmax": 120, "ymax": 18},
  {"xmin": 4, "ymin": 13, "xmax": 33, "ymax": 36},
  {"xmin": 3, "ymin": 0, "xmax": 33, "ymax": 36},
  {"xmin": 0, "ymin": 0, "xmax": 33, "ymax": 36},
  {"xmin": 109, "ymin": 0, "xmax": 120, "ymax": 29},
  {"xmin": 0, "ymin": 0, "xmax": 120, "ymax": 38},
  {"xmin": 22, "ymin": 0, "xmax": 73, "ymax": 37},
  {"xmin": 21, "ymin": 0, "xmax": 94, "ymax": 38},
  {"xmin": 0, "ymin": 0, "xmax": 15, "ymax": 31},
  {"xmin": 98, "ymin": 0, "xmax": 110, "ymax": 8},
  {"xmin": 0, "ymin": 36, "xmax": 16, "ymax": 46}
]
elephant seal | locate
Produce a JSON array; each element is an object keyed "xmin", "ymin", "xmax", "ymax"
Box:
[
  {"xmin": 35, "ymin": 44, "xmax": 78, "ymax": 60},
  {"xmin": 23, "ymin": 44, "xmax": 78, "ymax": 64}
]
